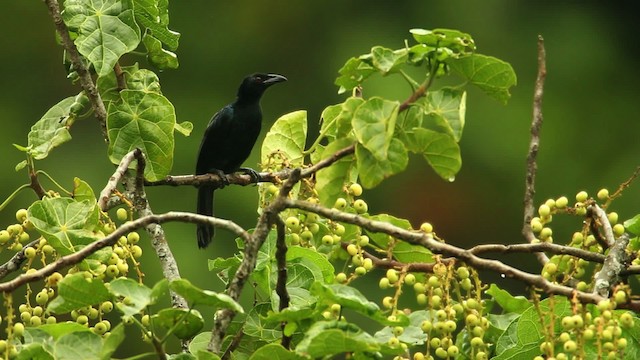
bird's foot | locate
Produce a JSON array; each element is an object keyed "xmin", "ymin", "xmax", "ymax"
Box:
[
  {"xmin": 238, "ymin": 167, "xmax": 261, "ymax": 183},
  {"xmin": 211, "ymin": 169, "xmax": 230, "ymax": 187}
]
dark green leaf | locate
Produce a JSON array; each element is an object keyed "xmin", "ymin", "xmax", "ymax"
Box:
[
  {"xmin": 26, "ymin": 322, "xmax": 90, "ymax": 340},
  {"xmin": 153, "ymin": 308, "xmax": 204, "ymax": 340},
  {"xmin": 352, "ymin": 97, "xmax": 399, "ymax": 161},
  {"xmin": 287, "ymin": 247, "xmax": 335, "ymax": 284},
  {"xmin": 409, "ymin": 128, "xmax": 461, "ymax": 181},
  {"xmin": 356, "ymin": 138, "xmax": 408, "ymax": 189},
  {"xmin": 63, "ymin": 0, "xmax": 141, "ymax": 76},
  {"xmin": 244, "ymin": 303, "xmax": 281, "ymax": 342},
  {"xmin": 150, "ymin": 278, "xmax": 170, "ymax": 305},
  {"xmin": 28, "ymin": 197, "xmax": 100, "ymax": 255},
  {"xmin": 107, "ymin": 89, "xmax": 176, "ymax": 181},
  {"xmin": 47, "ymin": 273, "xmax": 110, "ymax": 314},
  {"xmin": 447, "ymin": 54, "xmax": 517, "ymax": 104}
]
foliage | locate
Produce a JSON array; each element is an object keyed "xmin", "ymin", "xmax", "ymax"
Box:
[{"xmin": 1, "ymin": 3, "xmax": 639, "ymax": 360}]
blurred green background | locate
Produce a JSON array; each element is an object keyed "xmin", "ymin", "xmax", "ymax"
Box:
[{"xmin": 1, "ymin": 0, "xmax": 639, "ymax": 353}]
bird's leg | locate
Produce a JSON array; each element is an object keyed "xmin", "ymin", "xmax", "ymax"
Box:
[{"xmin": 237, "ymin": 167, "xmax": 261, "ymax": 183}]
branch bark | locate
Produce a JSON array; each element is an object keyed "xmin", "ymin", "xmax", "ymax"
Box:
[{"xmin": 43, "ymin": 0, "xmax": 109, "ymax": 142}]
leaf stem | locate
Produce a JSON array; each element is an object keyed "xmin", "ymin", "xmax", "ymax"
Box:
[
  {"xmin": 36, "ymin": 170, "xmax": 72, "ymax": 196},
  {"xmin": 0, "ymin": 184, "xmax": 32, "ymax": 212}
]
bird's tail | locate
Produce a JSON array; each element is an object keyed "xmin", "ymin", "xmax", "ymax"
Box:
[{"xmin": 197, "ymin": 185, "xmax": 215, "ymax": 248}]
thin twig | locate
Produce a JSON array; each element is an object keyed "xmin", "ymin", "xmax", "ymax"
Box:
[
  {"xmin": 98, "ymin": 149, "xmax": 143, "ymax": 211},
  {"xmin": 0, "ymin": 212, "xmax": 248, "ymax": 293},
  {"xmin": 274, "ymin": 216, "xmax": 292, "ymax": 349},
  {"xmin": 523, "ymin": 35, "xmax": 548, "ymax": 265},
  {"xmin": 42, "ymin": 0, "xmax": 109, "ymax": 141}
]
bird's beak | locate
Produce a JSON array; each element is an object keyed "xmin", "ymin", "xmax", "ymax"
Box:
[{"xmin": 264, "ymin": 74, "xmax": 287, "ymax": 84}]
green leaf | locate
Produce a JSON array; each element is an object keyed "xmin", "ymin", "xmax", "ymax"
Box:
[
  {"xmin": 393, "ymin": 241, "xmax": 433, "ymax": 264},
  {"xmin": 188, "ymin": 332, "xmax": 217, "ymax": 358},
  {"xmin": 150, "ymin": 278, "xmax": 170, "ymax": 305},
  {"xmin": 153, "ymin": 308, "xmax": 204, "ymax": 340},
  {"xmin": 319, "ymin": 104, "xmax": 343, "ymax": 139},
  {"xmin": 63, "ymin": 0, "xmax": 141, "ymax": 77},
  {"xmin": 28, "ymin": 197, "xmax": 100, "ymax": 255},
  {"xmin": 494, "ymin": 297, "xmax": 571, "ymax": 359},
  {"xmin": 311, "ymin": 283, "xmax": 379, "ymax": 316},
  {"xmin": 287, "ymin": 247, "xmax": 335, "ymax": 284},
  {"xmin": 316, "ymin": 138, "xmax": 355, "ymax": 207},
  {"xmin": 335, "ymin": 57, "xmax": 376, "ymax": 94},
  {"xmin": 370, "ymin": 46, "xmax": 408, "ymax": 75},
  {"xmin": 71, "ymin": 177, "xmax": 97, "ymax": 203},
  {"xmin": 249, "ymin": 344, "xmax": 307, "ymax": 360},
  {"xmin": 244, "ymin": 303, "xmax": 281, "ymax": 342},
  {"xmin": 352, "ymin": 97, "xmax": 399, "ymax": 161},
  {"xmin": 101, "ymin": 323, "xmax": 125, "ymax": 359},
  {"xmin": 133, "ymin": 0, "xmax": 180, "ymax": 50},
  {"xmin": 295, "ymin": 321, "xmax": 390, "ymax": 357},
  {"xmin": 54, "ymin": 331, "xmax": 102, "ymax": 360},
  {"xmin": 486, "ymin": 284, "xmax": 531, "ymax": 314},
  {"xmin": 410, "ymin": 128, "xmax": 461, "ymax": 181},
  {"xmin": 261, "ymin": 110, "xmax": 308, "ymax": 170},
  {"xmin": 447, "ymin": 54, "xmax": 517, "ymax": 104},
  {"xmin": 425, "ymin": 88, "xmax": 466, "ymax": 142},
  {"xmin": 16, "ymin": 343, "xmax": 53, "ymax": 360},
  {"xmin": 395, "ymin": 106, "xmax": 423, "ymax": 153},
  {"xmin": 107, "ymin": 89, "xmax": 176, "ymax": 181},
  {"xmin": 624, "ymin": 215, "xmax": 640, "ymax": 235},
  {"xmin": 108, "ymin": 277, "xmax": 153, "ymax": 316},
  {"xmin": 356, "ymin": 138, "xmax": 408, "ymax": 189},
  {"xmin": 170, "ymin": 279, "xmax": 244, "ymax": 312},
  {"xmin": 27, "ymin": 96, "xmax": 76, "ymax": 160},
  {"xmin": 26, "ymin": 322, "xmax": 90, "ymax": 340},
  {"xmin": 47, "ymin": 273, "xmax": 111, "ymax": 314},
  {"xmin": 409, "ymin": 28, "xmax": 475, "ymax": 54},
  {"xmin": 142, "ymin": 33, "xmax": 179, "ymax": 70},
  {"xmin": 175, "ymin": 121, "xmax": 193, "ymax": 136}
]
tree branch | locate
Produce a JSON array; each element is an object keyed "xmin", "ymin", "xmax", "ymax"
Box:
[
  {"xmin": 43, "ymin": 0, "xmax": 109, "ymax": 142},
  {"xmin": 0, "ymin": 212, "xmax": 247, "ymax": 292},
  {"xmin": 210, "ymin": 169, "xmax": 303, "ymax": 355},
  {"xmin": 284, "ymin": 199, "xmax": 640, "ymax": 309},
  {"xmin": 523, "ymin": 35, "xmax": 548, "ymax": 265},
  {"xmin": 0, "ymin": 239, "xmax": 41, "ymax": 281},
  {"xmin": 593, "ymin": 233, "xmax": 630, "ymax": 297}
]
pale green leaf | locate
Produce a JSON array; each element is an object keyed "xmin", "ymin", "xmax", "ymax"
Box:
[
  {"xmin": 63, "ymin": 0, "xmax": 141, "ymax": 77},
  {"xmin": 370, "ymin": 46, "xmax": 408, "ymax": 74},
  {"xmin": 54, "ymin": 331, "xmax": 102, "ymax": 360},
  {"xmin": 27, "ymin": 97, "xmax": 75, "ymax": 160},
  {"xmin": 425, "ymin": 88, "xmax": 466, "ymax": 142},
  {"xmin": 316, "ymin": 138, "xmax": 355, "ymax": 207},
  {"xmin": 108, "ymin": 277, "xmax": 152, "ymax": 316},
  {"xmin": 170, "ymin": 279, "xmax": 243, "ymax": 312},
  {"xmin": 352, "ymin": 97, "xmax": 399, "ymax": 161},
  {"xmin": 261, "ymin": 110, "xmax": 307, "ymax": 170},
  {"xmin": 356, "ymin": 138, "xmax": 408, "ymax": 189},
  {"xmin": 411, "ymin": 128, "xmax": 461, "ymax": 181},
  {"xmin": 142, "ymin": 33, "xmax": 179, "ymax": 70},
  {"xmin": 47, "ymin": 273, "xmax": 110, "ymax": 314},
  {"xmin": 28, "ymin": 197, "xmax": 100, "ymax": 255},
  {"xmin": 133, "ymin": 0, "xmax": 180, "ymax": 50},
  {"xmin": 107, "ymin": 89, "xmax": 176, "ymax": 181}
]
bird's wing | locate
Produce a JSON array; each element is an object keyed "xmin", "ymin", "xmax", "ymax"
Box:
[{"xmin": 196, "ymin": 105, "xmax": 234, "ymax": 174}]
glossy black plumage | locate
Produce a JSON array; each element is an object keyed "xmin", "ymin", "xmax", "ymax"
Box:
[{"xmin": 196, "ymin": 73, "xmax": 287, "ymax": 248}]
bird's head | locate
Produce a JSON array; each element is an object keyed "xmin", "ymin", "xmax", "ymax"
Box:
[{"xmin": 237, "ymin": 73, "xmax": 287, "ymax": 101}]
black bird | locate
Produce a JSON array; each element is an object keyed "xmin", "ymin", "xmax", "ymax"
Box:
[{"xmin": 196, "ymin": 73, "xmax": 287, "ymax": 248}]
